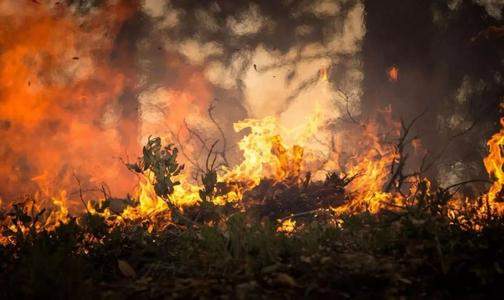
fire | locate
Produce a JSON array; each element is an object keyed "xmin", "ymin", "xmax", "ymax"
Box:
[
  {"xmin": 128, "ymin": 103, "xmax": 402, "ymax": 220},
  {"xmin": 223, "ymin": 117, "xmax": 305, "ymax": 187},
  {"xmin": 483, "ymin": 117, "xmax": 504, "ymax": 214},
  {"xmin": 129, "ymin": 172, "xmax": 169, "ymax": 215},
  {"xmin": 278, "ymin": 218, "xmax": 296, "ymax": 233},
  {"xmin": 331, "ymin": 107, "xmax": 400, "ymax": 213},
  {"xmin": 45, "ymin": 191, "xmax": 70, "ymax": 230},
  {"xmin": 1, "ymin": 99, "xmax": 503, "ymax": 237},
  {"xmin": 120, "ymin": 171, "xmax": 202, "ymax": 220},
  {"xmin": 0, "ymin": 1, "xmax": 138, "ymax": 208},
  {"xmin": 387, "ymin": 66, "xmax": 399, "ymax": 82},
  {"xmin": 319, "ymin": 66, "xmax": 330, "ymax": 82},
  {"xmin": 1, "ymin": 2, "xmax": 503, "ymax": 240},
  {"xmin": 122, "ymin": 107, "xmax": 325, "ymax": 219}
]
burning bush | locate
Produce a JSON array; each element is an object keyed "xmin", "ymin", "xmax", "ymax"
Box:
[{"xmin": 1, "ymin": 107, "xmax": 503, "ymax": 298}]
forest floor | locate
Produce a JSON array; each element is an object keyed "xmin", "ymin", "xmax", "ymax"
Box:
[{"xmin": 1, "ymin": 177, "xmax": 504, "ymax": 299}]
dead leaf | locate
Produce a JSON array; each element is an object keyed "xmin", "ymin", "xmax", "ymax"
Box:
[
  {"xmin": 300, "ymin": 256, "xmax": 311, "ymax": 263},
  {"xmin": 261, "ymin": 264, "xmax": 278, "ymax": 274},
  {"xmin": 274, "ymin": 273, "xmax": 297, "ymax": 287},
  {"xmin": 117, "ymin": 259, "xmax": 136, "ymax": 278},
  {"xmin": 320, "ymin": 256, "xmax": 331, "ymax": 264},
  {"xmin": 409, "ymin": 217, "xmax": 426, "ymax": 226},
  {"xmin": 396, "ymin": 276, "xmax": 412, "ymax": 285}
]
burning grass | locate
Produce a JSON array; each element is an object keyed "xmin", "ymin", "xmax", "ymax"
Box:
[
  {"xmin": 1, "ymin": 110, "xmax": 503, "ymax": 298},
  {"xmin": 1, "ymin": 187, "xmax": 503, "ymax": 298}
]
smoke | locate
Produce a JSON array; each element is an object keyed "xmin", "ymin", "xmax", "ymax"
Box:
[
  {"xmin": 0, "ymin": 0, "xmax": 368, "ymax": 204},
  {"xmin": 449, "ymin": 0, "xmax": 504, "ymax": 19},
  {"xmin": 362, "ymin": 0, "xmax": 503, "ymax": 190},
  {"xmin": 475, "ymin": 0, "xmax": 504, "ymax": 19},
  {"xmin": 138, "ymin": 0, "xmax": 366, "ymax": 171}
]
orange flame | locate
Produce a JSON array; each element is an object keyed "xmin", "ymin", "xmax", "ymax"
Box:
[
  {"xmin": 319, "ymin": 66, "xmax": 330, "ymax": 82},
  {"xmin": 483, "ymin": 117, "xmax": 504, "ymax": 214},
  {"xmin": 387, "ymin": 66, "xmax": 399, "ymax": 82},
  {"xmin": 277, "ymin": 218, "xmax": 296, "ymax": 233},
  {"xmin": 0, "ymin": 1, "xmax": 138, "ymax": 207}
]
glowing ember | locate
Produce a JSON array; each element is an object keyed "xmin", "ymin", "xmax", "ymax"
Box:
[
  {"xmin": 387, "ymin": 66, "xmax": 399, "ymax": 82},
  {"xmin": 319, "ymin": 66, "xmax": 330, "ymax": 81},
  {"xmin": 277, "ymin": 218, "xmax": 296, "ymax": 233}
]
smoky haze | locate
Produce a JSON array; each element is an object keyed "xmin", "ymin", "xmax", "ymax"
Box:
[{"xmin": 0, "ymin": 0, "xmax": 502, "ymax": 207}]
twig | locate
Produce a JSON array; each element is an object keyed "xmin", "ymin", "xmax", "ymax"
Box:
[
  {"xmin": 343, "ymin": 91, "xmax": 361, "ymax": 125},
  {"xmin": 168, "ymin": 127, "xmax": 205, "ymax": 175},
  {"xmin": 205, "ymin": 140, "xmax": 219, "ymax": 172},
  {"xmin": 208, "ymin": 102, "xmax": 229, "ymax": 166},
  {"xmin": 277, "ymin": 209, "xmax": 328, "ymax": 223},
  {"xmin": 73, "ymin": 174, "xmax": 90, "ymax": 214},
  {"xmin": 100, "ymin": 184, "xmax": 110, "ymax": 201},
  {"xmin": 184, "ymin": 119, "xmax": 210, "ymax": 152},
  {"xmin": 385, "ymin": 109, "xmax": 427, "ymax": 192}
]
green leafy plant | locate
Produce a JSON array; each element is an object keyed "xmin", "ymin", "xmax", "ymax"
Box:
[
  {"xmin": 127, "ymin": 136, "xmax": 195, "ymax": 225},
  {"xmin": 127, "ymin": 136, "xmax": 184, "ymax": 198}
]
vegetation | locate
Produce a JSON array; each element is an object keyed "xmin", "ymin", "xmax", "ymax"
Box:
[{"xmin": 1, "ymin": 138, "xmax": 503, "ymax": 299}]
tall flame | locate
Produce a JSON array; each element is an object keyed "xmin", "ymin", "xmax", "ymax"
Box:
[
  {"xmin": 224, "ymin": 117, "xmax": 304, "ymax": 186},
  {"xmin": 0, "ymin": 1, "xmax": 138, "ymax": 207},
  {"xmin": 484, "ymin": 117, "xmax": 504, "ymax": 214}
]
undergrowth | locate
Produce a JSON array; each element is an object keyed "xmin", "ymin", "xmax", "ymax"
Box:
[{"xmin": 1, "ymin": 138, "xmax": 503, "ymax": 299}]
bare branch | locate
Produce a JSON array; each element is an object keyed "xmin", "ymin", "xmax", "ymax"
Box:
[
  {"xmin": 385, "ymin": 109, "xmax": 427, "ymax": 193},
  {"xmin": 205, "ymin": 140, "xmax": 220, "ymax": 172},
  {"xmin": 208, "ymin": 102, "xmax": 229, "ymax": 166},
  {"xmin": 73, "ymin": 174, "xmax": 90, "ymax": 214}
]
